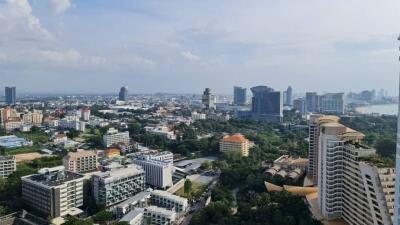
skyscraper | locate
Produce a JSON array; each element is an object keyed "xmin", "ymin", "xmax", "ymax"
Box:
[
  {"xmin": 306, "ymin": 92, "xmax": 318, "ymax": 112},
  {"xmin": 250, "ymin": 86, "xmax": 283, "ymax": 122},
  {"xmin": 285, "ymin": 86, "xmax": 293, "ymax": 106},
  {"xmin": 202, "ymin": 88, "xmax": 215, "ymax": 110},
  {"xmin": 233, "ymin": 86, "xmax": 247, "ymax": 105},
  {"xmin": 319, "ymin": 93, "xmax": 344, "ymax": 114},
  {"xmin": 119, "ymin": 86, "xmax": 128, "ymax": 101},
  {"xmin": 5, "ymin": 87, "xmax": 16, "ymax": 105}
]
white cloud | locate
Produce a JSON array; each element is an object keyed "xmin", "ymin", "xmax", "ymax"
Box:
[
  {"xmin": 49, "ymin": 0, "xmax": 71, "ymax": 14},
  {"xmin": 181, "ymin": 51, "xmax": 200, "ymax": 61},
  {"xmin": 37, "ymin": 49, "xmax": 81, "ymax": 63}
]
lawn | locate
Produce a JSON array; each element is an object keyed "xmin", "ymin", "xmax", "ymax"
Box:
[
  {"xmin": 175, "ymin": 181, "xmax": 206, "ymax": 199},
  {"xmin": 6, "ymin": 145, "xmax": 41, "ymax": 155}
]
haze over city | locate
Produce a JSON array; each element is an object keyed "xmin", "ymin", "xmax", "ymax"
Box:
[{"xmin": 1, "ymin": 0, "xmax": 400, "ymax": 94}]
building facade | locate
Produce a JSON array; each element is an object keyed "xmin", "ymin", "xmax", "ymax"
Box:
[
  {"xmin": 250, "ymin": 86, "xmax": 283, "ymax": 122},
  {"xmin": 233, "ymin": 86, "xmax": 247, "ymax": 106},
  {"xmin": 0, "ymin": 156, "xmax": 16, "ymax": 178},
  {"xmin": 319, "ymin": 93, "xmax": 344, "ymax": 114},
  {"xmin": 150, "ymin": 190, "xmax": 188, "ymax": 213},
  {"xmin": 119, "ymin": 86, "xmax": 128, "ymax": 101},
  {"xmin": 317, "ymin": 121, "xmax": 394, "ymax": 225},
  {"xmin": 63, "ymin": 150, "xmax": 97, "ymax": 173},
  {"xmin": 306, "ymin": 92, "xmax": 319, "ymax": 113},
  {"xmin": 21, "ymin": 166, "xmax": 84, "ymax": 218},
  {"xmin": 220, "ymin": 134, "xmax": 250, "ymax": 157},
  {"xmin": 92, "ymin": 165, "xmax": 145, "ymax": 207},
  {"xmin": 5, "ymin": 87, "xmax": 16, "ymax": 106},
  {"xmin": 133, "ymin": 156, "xmax": 173, "ymax": 189},
  {"xmin": 103, "ymin": 128, "xmax": 130, "ymax": 147},
  {"xmin": 201, "ymin": 88, "xmax": 215, "ymax": 110}
]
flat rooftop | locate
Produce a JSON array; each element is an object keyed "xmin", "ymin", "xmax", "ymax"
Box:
[{"xmin": 24, "ymin": 170, "xmax": 84, "ymax": 187}]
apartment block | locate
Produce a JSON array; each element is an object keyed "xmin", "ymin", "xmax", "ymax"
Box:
[
  {"xmin": 150, "ymin": 190, "xmax": 188, "ymax": 213},
  {"xmin": 21, "ymin": 166, "xmax": 84, "ymax": 218},
  {"xmin": 220, "ymin": 134, "xmax": 250, "ymax": 157},
  {"xmin": 317, "ymin": 120, "xmax": 394, "ymax": 225},
  {"xmin": 0, "ymin": 156, "xmax": 16, "ymax": 177},
  {"xmin": 103, "ymin": 128, "xmax": 130, "ymax": 147},
  {"xmin": 132, "ymin": 156, "xmax": 173, "ymax": 189},
  {"xmin": 63, "ymin": 150, "xmax": 97, "ymax": 173},
  {"xmin": 92, "ymin": 165, "xmax": 145, "ymax": 207}
]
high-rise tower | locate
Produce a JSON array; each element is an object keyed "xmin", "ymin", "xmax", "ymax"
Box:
[
  {"xmin": 5, "ymin": 87, "xmax": 16, "ymax": 106},
  {"xmin": 119, "ymin": 86, "xmax": 128, "ymax": 101}
]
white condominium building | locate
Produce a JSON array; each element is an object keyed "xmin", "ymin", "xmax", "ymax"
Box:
[
  {"xmin": 0, "ymin": 156, "xmax": 16, "ymax": 178},
  {"xmin": 133, "ymin": 156, "xmax": 173, "ymax": 189},
  {"xmin": 317, "ymin": 121, "xmax": 394, "ymax": 225},
  {"xmin": 59, "ymin": 118, "xmax": 86, "ymax": 132},
  {"xmin": 92, "ymin": 165, "xmax": 145, "ymax": 207},
  {"xmin": 21, "ymin": 166, "xmax": 84, "ymax": 218},
  {"xmin": 307, "ymin": 114, "xmax": 339, "ymax": 184},
  {"xmin": 150, "ymin": 190, "xmax": 188, "ymax": 213},
  {"xmin": 220, "ymin": 134, "xmax": 250, "ymax": 157},
  {"xmin": 63, "ymin": 150, "xmax": 98, "ymax": 173},
  {"xmin": 143, "ymin": 206, "xmax": 176, "ymax": 225},
  {"xmin": 103, "ymin": 128, "xmax": 130, "ymax": 147}
]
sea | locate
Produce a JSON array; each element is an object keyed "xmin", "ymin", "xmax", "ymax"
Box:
[{"xmin": 355, "ymin": 104, "xmax": 398, "ymax": 116}]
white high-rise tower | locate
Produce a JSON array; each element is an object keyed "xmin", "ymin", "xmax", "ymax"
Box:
[{"xmin": 394, "ymin": 35, "xmax": 400, "ymax": 225}]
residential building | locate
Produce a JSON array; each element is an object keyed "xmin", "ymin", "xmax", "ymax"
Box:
[
  {"xmin": 206, "ymin": 113, "xmax": 230, "ymax": 122},
  {"xmin": 306, "ymin": 92, "xmax": 319, "ymax": 113},
  {"xmin": 144, "ymin": 126, "xmax": 176, "ymax": 140},
  {"xmin": 119, "ymin": 209, "xmax": 144, "ymax": 225},
  {"xmin": 132, "ymin": 156, "xmax": 173, "ymax": 189},
  {"xmin": 0, "ymin": 156, "xmax": 16, "ymax": 177},
  {"xmin": 317, "ymin": 120, "xmax": 394, "ymax": 225},
  {"xmin": 150, "ymin": 190, "xmax": 188, "ymax": 213},
  {"xmin": 5, "ymin": 87, "xmax": 16, "ymax": 106},
  {"xmin": 92, "ymin": 165, "xmax": 145, "ymax": 207},
  {"xmin": 191, "ymin": 111, "xmax": 206, "ymax": 121},
  {"xmin": 63, "ymin": 150, "xmax": 97, "ymax": 173},
  {"xmin": 80, "ymin": 107, "xmax": 91, "ymax": 121},
  {"xmin": 220, "ymin": 134, "xmax": 250, "ymax": 157},
  {"xmin": 119, "ymin": 86, "xmax": 128, "ymax": 101},
  {"xmin": 319, "ymin": 93, "xmax": 345, "ymax": 114},
  {"xmin": 114, "ymin": 191, "xmax": 151, "ymax": 218},
  {"xmin": 143, "ymin": 206, "xmax": 176, "ymax": 225},
  {"xmin": 130, "ymin": 151, "xmax": 173, "ymax": 164},
  {"xmin": 250, "ymin": 86, "xmax": 283, "ymax": 122},
  {"xmin": 307, "ymin": 114, "xmax": 339, "ymax": 184},
  {"xmin": 233, "ymin": 86, "xmax": 247, "ymax": 106},
  {"xmin": 53, "ymin": 134, "xmax": 68, "ymax": 145},
  {"xmin": 201, "ymin": 88, "xmax": 215, "ymax": 110},
  {"xmin": 22, "ymin": 111, "xmax": 43, "ymax": 126},
  {"xmin": 103, "ymin": 128, "xmax": 130, "ymax": 147},
  {"xmin": 21, "ymin": 166, "xmax": 84, "ymax": 218},
  {"xmin": 4, "ymin": 117, "xmax": 22, "ymax": 131},
  {"xmin": 59, "ymin": 118, "xmax": 85, "ymax": 132}
]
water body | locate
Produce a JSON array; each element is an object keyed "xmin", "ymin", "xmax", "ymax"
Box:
[{"xmin": 356, "ymin": 104, "xmax": 398, "ymax": 115}]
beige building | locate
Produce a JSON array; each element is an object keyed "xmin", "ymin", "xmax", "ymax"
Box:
[
  {"xmin": 220, "ymin": 134, "xmax": 250, "ymax": 157},
  {"xmin": 316, "ymin": 120, "xmax": 395, "ymax": 225},
  {"xmin": 63, "ymin": 150, "xmax": 98, "ymax": 173},
  {"xmin": 22, "ymin": 111, "xmax": 43, "ymax": 126}
]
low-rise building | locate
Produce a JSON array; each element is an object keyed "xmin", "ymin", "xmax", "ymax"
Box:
[
  {"xmin": 150, "ymin": 190, "xmax": 188, "ymax": 213},
  {"xmin": 103, "ymin": 128, "xmax": 130, "ymax": 147},
  {"xmin": 220, "ymin": 134, "xmax": 250, "ymax": 157},
  {"xmin": 114, "ymin": 191, "xmax": 151, "ymax": 218},
  {"xmin": 0, "ymin": 156, "xmax": 16, "ymax": 177},
  {"xmin": 21, "ymin": 166, "xmax": 84, "ymax": 218},
  {"xmin": 143, "ymin": 206, "xmax": 176, "ymax": 225},
  {"xmin": 63, "ymin": 150, "xmax": 97, "ymax": 173},
  {"xmin": 0, "ymin": 135, "xmax": 32, "ymax": 148},
  {"xmin": 92, "ymin": 165, "xmax": 145, "ymax": 207}
]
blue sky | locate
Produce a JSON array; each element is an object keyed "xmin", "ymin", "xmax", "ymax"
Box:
[{"xmin": 0, "ymin": 0, "xmax": 399, "ymax": 94}]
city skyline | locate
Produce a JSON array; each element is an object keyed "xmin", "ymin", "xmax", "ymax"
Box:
[{"xmin": 0, "ymin": 0, "xmax": 399, "ymax": 94}]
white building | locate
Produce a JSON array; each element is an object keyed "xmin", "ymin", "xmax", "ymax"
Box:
[
  {"xmin": 150, "ymin": 190, "xmax": 188, "ymax": 213},
  {"xmin": 145, "ymin": 126, "xmax": 176, "ymax": 140},
  {"xmin": 59, "ymin": 118, "xmax": 86, "ymax": 132},
  {"xmin": 143, "ymin": 206, "xmax": 176, "ymax": 225},
  {"xmin": 318, "ymin": 93, "xmax": 345, "ymax": 114},
  {"xmin": 21, "ymin": 166, "xmax": 84, "ymax": 218},
  {"xmin": 317, "ymin": 121, "xmax": 394, "ymax": 225},
  {"xmin": 191, "ymin": 112, "xmax": 206, "ymax": 121},
  {"xmin": 0, "ymin": 156, "xmax": 16, "ymax": 177},
  {"xmin": 102, "ymin": 128, "xmax": 130, "ymax": 147},
  {"xmin": 133, "ymin": 156, "xmax": 173, "ymax": 189}
]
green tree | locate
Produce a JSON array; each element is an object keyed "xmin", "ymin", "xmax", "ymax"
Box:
[
  {"xmin": 93, "ymin": 210, "xmax": 113, "ymax": 225},
  {"xmin": 184, "ymin": 179, "xmax": 193, "ymax": 198}
]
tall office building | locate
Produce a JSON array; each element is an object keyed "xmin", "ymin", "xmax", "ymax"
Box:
[
  {"xmin": 319, "ymin": 93, "xmax": 344, "ymax": 114},
  {"xmin": 307, "ymin": 115, "xmax": 339, "ymax": 184},
  {"xmin": 201, "ymin": 88, "xmax": 215, "ymax": 110},
  {"xmin": 306, "ymin": 92, "xmax": 319, "ymax": 113},
  {"xmin": 233, "ymin": 86, "xmax": 247, "ymax": 105},
  {"xmin": 250, "ymin": 86, "xmax": 283, "ymax": 122},
  {"xmin": 293, "ymin": 98, "xmax": 306, "ymax": 115},
  {"xmin": 119, "ymin": 86, "xmax": 128, "ymax": 101},
  {"xmin": 285, "ymin": 86, "xmax": 293, "ymax": 106},
  {"xmin": 5, "ymin": 87, "xmax": 16, "ymax": 105},
  {"xmin": 316, "ymin": 120, "xmax": 394, "ymax": 225}
]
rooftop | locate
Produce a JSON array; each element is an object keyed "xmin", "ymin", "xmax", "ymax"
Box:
[
  {"xmin": 359, "ymin": 155, "xmax": 395, "ymax": 168},
  {"xmin": 221, "ymin": 134, "xmax": 248, "ymax": 143},
  {"xmin": 23, "ymin": 167, "xmax": 84, "ymax": 187}
]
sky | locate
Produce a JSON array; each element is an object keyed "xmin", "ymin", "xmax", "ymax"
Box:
[{"xmin": 0, "ymin": 0, "xmax": 399, "ymax": 95}]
